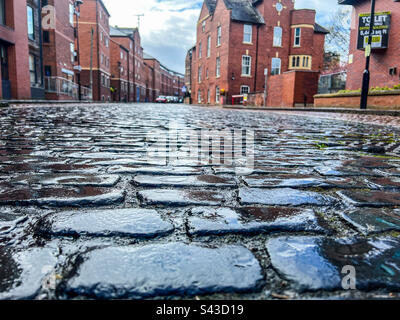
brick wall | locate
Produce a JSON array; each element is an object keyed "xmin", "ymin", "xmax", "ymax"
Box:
[
  {"xmin": 79, "ymin": 0, "xmax": 111, "ymax": 101},
  {"xmin": 346, "ymin": 0, "xmax": 400, "ymax": 90},
  {"xmin": 42, "ymin": 0, "xmax": 76, "ymax": 100},
  {"xmin": 0, "ymin": 0, "xmax": 31, "ymax": 99}
]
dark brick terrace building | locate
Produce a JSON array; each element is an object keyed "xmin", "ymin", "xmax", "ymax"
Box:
[{"xmin": 189, "ymin": 0, "xmax": 328, "ymax": 107}]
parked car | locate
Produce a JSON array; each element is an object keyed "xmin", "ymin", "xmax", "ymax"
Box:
[{"xmin": 156, "ymin": 96, "xmax": 167, "ymax": 103}]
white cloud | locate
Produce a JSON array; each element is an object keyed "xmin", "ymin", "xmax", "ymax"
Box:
[
  {"xmin": 102, "ymin": 0, "xmax": 343, "ymax": 73},
  {"xmin": 103, "ymin": 0, "xmax": 203, "ymax": 73}
]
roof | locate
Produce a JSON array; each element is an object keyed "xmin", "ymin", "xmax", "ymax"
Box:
[
  {"xmin": 98, "ymin": 0, "xmax": 111, "ymax": 17},
  {"xmin": 143, "ymin": 52, "xmax": 155, "ymax": 60},
  {"xmin": 110, "ymin": 26, "xmax": 129, "ymax": 37},
  {"xmin": 205, "ymin": 0, "xmax": 217, "ymax": 13},
  {"xmin": 314, "ymin": 23, "xmax": 329, "ymax": 34},
  {"xmin": 224, "ymin": 0, "xmax": 265, "ymax": 24},
  {"xmin": 338, "ymin": 0, "xmax": 366, "ymax": 5},
  {"xmin": 204, "ymin": 0, "xmax": 264, "ymax": 24}
]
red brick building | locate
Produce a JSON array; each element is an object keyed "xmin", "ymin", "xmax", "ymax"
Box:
[
  {"xmin": 109, "ymin": 26, "xmax": 134, "ymax": 102},
  {"xmin": 189, "ymin": 0, "xmax": 328, "ymax": 107},
  {"xmin": 42, "ymin": 0, "xmax": 81, "ymax": 100},
  {"xmin": 118, "ymin": 27, "xmax": 147, "ymax": 102},
  {"xmin": 143, "ymin": 53, "xmax": 160, "ymax": 102},
  {"xmin": 0, "ymin": 0, "xmax": 32, "ymax": 99},
  {"xmin": 340, "ymin": 0, "xmax": 400, "ymax": 90},
  {"xmin": 144, "ymin": 52, "xmax": 185, "ymax": 100},
  {"xmin": 78, "ymin": 0, "xmax": 111, "ymax": 102}
]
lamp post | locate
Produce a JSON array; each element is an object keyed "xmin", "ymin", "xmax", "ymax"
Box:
[
  {"xmin": 74, "ymin": 0, "xmax": 84, "ymax": 101},
  {"xmin": 360, "ymin": 0, "xmax": 376, "ymax": 110}
]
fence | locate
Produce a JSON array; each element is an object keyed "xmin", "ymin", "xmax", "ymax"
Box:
[
  {"xmin": 318, "ymin": 72, "xmax": 347, "ymax": 94},
  {"xmin": 44, "ymin": 76, "xmax": 92, "ymax": 100}
]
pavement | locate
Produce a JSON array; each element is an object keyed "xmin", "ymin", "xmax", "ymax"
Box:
[{"xmin": 1, "ymin": 103, "xmax": 400, "ymax": 300}]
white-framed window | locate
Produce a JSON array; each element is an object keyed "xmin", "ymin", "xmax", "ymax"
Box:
[
  {"xmin": 242, "ymin": 55, "xmax": 251, "ymax": 76},
  {"xmin": 202, "ymin": 20, "xmax": 206, "ymax": 32},
  {"xmin": 100, "ymin": 32, "xmax": 103, "ymax": 42},
  {"xmin": 271, "ymin": 57, "xmax": 281, "ymax": 75},
  {"xmin": 70, "ymin": 43, "xmax": 75, "ymax": 63},
  {"xmin": 240, "ymin": 86, "xmax": 250, "ymax": 94},
  {"xmin": 273, "ymin": 27, "xmax": 282, "ymax": 47},
  {"xmin": 105, "ymin": 38, "xmax": 109, "ymax": 48},
  {"xmin": 294, "ymin": 28, "xmax": 301, "ymax": 47},
  {"xmin": 121, "ymin": 51, "xmax": 124, "ymax": 60},
  {"xmin": 69, "ymin": 3, "xmax": 75, "ymax": 26},
  {"xmin": 207, "ymin": 36, "xmax": 211, "ymax": 57},
  {"xmin": 198, "ymin": 90, "xmax": 202, "ymax": 103},
  {"xmin": 207, "ymin": 89, "xmax": 210, "ymax": 103},
  {"xmin": 215, "ymin": 86, "xmax": 220, "ymax": 103},
  {"xmin": 216, "ymin": 57, "xmax": 220, "ymax": 77},
  {"xmin": 243, "ymin": 24, "xmax": 252, "ymax": 43},
  {"xmin": 198, "ymin": 42, "xmax": 202, "ymax": 58},
  {"xmin": 198, "ymin": 66, "xmax": 202, "ymax": 82},
  {"xmin": 217, "ymin": 26, "xmax": 221, "ymax": 46}
]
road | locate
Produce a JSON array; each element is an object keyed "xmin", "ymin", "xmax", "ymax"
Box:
[{"xmin": 1, "ymin": 103, "xmax": 400, "ymax": 300}]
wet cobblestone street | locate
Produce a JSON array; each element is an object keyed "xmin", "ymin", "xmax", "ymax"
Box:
[{"xmin": 1, "ymin": 103, "xmax": 400, "ymax": 300}]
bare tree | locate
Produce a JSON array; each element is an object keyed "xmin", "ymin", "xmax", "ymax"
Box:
[{"xmin": 325, "ymin": 7, "xmax": 352, "ymax": 60}]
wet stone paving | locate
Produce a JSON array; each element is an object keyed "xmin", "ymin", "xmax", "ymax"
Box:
[{"xmin": 1, "ymin": 103, "xmax": 400, "ymax": 300}]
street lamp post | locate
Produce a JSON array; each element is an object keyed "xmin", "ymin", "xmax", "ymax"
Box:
[
  {"xmin": 360, "ymin": 0, "xmax": 376, "ymax": 110},
  {"xmin": 74, "ymin": 0, "xmax": 84, "ymax": 101}
]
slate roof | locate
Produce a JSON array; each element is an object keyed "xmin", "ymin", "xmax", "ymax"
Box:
[
  {"xmin": 205, "ymin": 0, "xmax": 217, "ymax": 13},
  {"xmin": 314, "ymin": 23, "xmax": 330, "ymax": 34},
  {"xmin": 143, "ymin": 52, "xmax": 155, "ymax": 60},
  {"xmin": 204, "ymin": 0, "xmax": 264, "ymax": 24},
  {"xmin": 338, "ymin": 0, "xmax": 366, "ymax": 5},
  {"xmin": 110, "ymin": 26, "xmax": 129, "ymax": 37},
  {"xmin": 224, "ymin": 0, "xmax": 265, "ymax": 24}
]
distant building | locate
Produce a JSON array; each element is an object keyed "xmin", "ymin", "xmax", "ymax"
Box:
[
  {"xmin": 42, "ymin": 0, "xmax": 84, "ymax": 100},
  {"xmin": 78, "ymin": 0, "xmax": 111, "ymax": 102},
  {"xmin": 340, "ymin": 0, "xmax": 399, "ymax": 90},
  {"xmin": 190, "ymin": 0, "xmax": 328, "ymax": 107}
]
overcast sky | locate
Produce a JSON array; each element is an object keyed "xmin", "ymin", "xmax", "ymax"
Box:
[{"xmin": 102, "ymin": 0, "xmax": 343, "ymax": 74}]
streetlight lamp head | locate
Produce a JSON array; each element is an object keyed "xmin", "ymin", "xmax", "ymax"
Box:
[{"xmin": 75, "ymin": 0, "xmax": 84, "ymax": 7}]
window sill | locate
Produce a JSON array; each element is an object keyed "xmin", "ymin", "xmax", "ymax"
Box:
[
  {"xmin": 273, "ymin": 45, "xmax": 283, "ymax": 48},
  {"xmin": 241, "ymin": 75, "xmax": 252, "ymax": 78},
  {"xmin": 293, "ymin": 45, "xmax": 301, "ymax": 48},
  {"xmin": 216, "ymin": 76, "xmax": 221, "ymax": 79},
  {"xmin": 242, "ymin": 42, "xmax": 253, "ymax": 45},
  {"xmin": 216, "ymin": 44, "xmax": 221, "ymax": 48}
]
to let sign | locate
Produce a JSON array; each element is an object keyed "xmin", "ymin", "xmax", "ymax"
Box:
[{"xmin": 357, "ymin": 11, "xmax": 391, "ymax": 50}]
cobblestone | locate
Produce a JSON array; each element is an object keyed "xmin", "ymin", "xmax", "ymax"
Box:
[
  {"xmin": 267, "ymin": 236, "xmax": 400, "ymax": 291},
  {"xmin": 187, "ymin": 207, "xmax": 326, "ymax": 236},
  {"xmin": 1, "ymin": 103, "xmax": 400, "ymax": 300},
  {"xmin": 64, "ymin": 243, "xmax": 263, "ymax": 299},
  {"xmin": 37, "ymin": 208, "xmax": 174, "ymax": 239}
]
